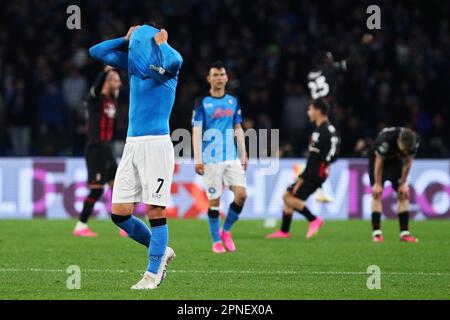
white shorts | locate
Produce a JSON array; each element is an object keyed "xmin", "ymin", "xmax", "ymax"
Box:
[
  {"xmin": 112, "ymin": 135, "xmax": 174, "ymax": 207},
  {"xmin": 203, "ymin": 159, "xmax": 246, "ymax": 200}
]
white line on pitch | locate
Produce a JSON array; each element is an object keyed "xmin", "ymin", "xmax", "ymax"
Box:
[{"xmin": 0, "ymin": 268, "xmax": 449, "ymax": 276}]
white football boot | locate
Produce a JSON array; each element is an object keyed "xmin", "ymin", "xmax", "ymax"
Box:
[{"xmin": 131, "ymin": 247, "xmax": 176, "ymax": 290}]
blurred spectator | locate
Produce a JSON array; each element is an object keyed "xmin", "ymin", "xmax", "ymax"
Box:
[{"xmin": 0, "ymin": 0, "xmax": 449, "ymax": 158}]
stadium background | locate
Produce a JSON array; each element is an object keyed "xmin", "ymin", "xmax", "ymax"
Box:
[{"xmin": 0, "ymin": 0, "xmax": 449, "ymax": 220}]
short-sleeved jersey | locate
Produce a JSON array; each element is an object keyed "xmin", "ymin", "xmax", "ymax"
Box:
[
  {"xmin": 192, "ymin": 93, "xmax": 243, "ymax": 164},
  {"xmin": 370, "ymin": 127, "xmax": 419, "ymax": 160},
  {"xmin": 301, "ymin": 121, "xmax": 340, "ymax": 181}
]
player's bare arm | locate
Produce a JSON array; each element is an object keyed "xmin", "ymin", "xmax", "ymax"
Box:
[
  {"xmin": 372, "ymin": 154, "xmax": 384, "ymax": 199},
  {"xmin": 234, "ymin": 124, "xmax": 248, "ymax": 171},
  {"xmin": 192, "ymin": 126, "xmax": 204, "ymax": 175}
]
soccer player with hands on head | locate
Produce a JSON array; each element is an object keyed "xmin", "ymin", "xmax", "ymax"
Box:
[{"xmin": 89, "ymin": 23, "xmax": 183, "ymax": 290}]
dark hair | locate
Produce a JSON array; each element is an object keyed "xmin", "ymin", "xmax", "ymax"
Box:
[
  {"xmin": 210, "ymin": 60, "xmax": 225, "ymax": 70},
  {"xmin": 143, "ymin": 20, "xmax": 161, "ymax": 29},
  {"xmin": 399, "ymin": 129, "xmax": 417, "ymax": 154},
  {"xmin": 314, "ymin": 51, "xmax": 333, "ymax": 67},
  {"xmin": 311, "ymin": 98, "xmax": 330, "ymax": 115}
]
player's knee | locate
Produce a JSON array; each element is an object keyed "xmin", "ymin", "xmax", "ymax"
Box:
[
  {"xmin": 86, "ymin": 188, "xmax": 104, "ymax": 203},
  {"xmin": 146, "ymin": 205, "xmax": 166, "ymax": 220},
  {"xmin": 209, "ymin": 199, "xmax": 220, "ymax": 207},
  {"xmin": 235, "ymin": 190, "xmax": 247, "ymax": 206}
]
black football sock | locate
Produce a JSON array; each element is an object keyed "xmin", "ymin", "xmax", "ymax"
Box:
[
  {"xmin": 371, "ymin": 212, "xmax": 382, "ymax": 232},
  {"xmin": 79, "ymin": 188, "xmax": 103, "ymax": 223},
  {"xmin": 398, "ymin": 211, "xmax": 410, "ymax": 233},
  {"xmin": 297, "ymin": 206, "xmax": 316, "ymax": 222},
  {"xmin": 280, "ymin": 211, "xmax": 293, "ymax": 233}
]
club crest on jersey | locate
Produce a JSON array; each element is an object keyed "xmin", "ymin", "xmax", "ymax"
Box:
[{"xmin": 104, "ymin": 103, "xmax": 116, "ymax": 118}]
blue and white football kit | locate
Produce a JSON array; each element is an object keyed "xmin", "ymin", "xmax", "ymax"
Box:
[
  {"xmin": 192, "ymin": 93, "xmax": 246, "ymax": 200},
  {"xmin": 90, "ymin": 25, "xmax": 183, "ymax": 207}
]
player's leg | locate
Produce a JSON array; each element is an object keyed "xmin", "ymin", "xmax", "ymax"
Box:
[
  {"xmin": 111, "ymin": 143, "xmax": 152, "ymax": 247},
  {"xmin": 393, "ymin": 166, "xmax": 418, "ymax": 243},
  {"xmin": 283, "ymin": 179, "xmax": 324, "ymax": 239},
  {"xmin": 221, "ymin": 161, "xmax": 247, "ymax": 251},
  {"xmin": 131, "ymin": 136, "xmax": 175, "ymax": 289},
  {"xmin": 203, "ymin": 163, "xmax": 226, "ymax": 253},
  {"xmin": 369, "ymin": 155, "xmax": 384, "ymax": 242},
  {"xmin": 266, "ymin": 198, "xmax": 294, "ymax": 238},
  {"xmin": 106, "ymin": 152, "xmax": 127, "ymax": 237},
  {"xmin": 74, "ymin": 146, "xmax": 106, "ymax": 237}
]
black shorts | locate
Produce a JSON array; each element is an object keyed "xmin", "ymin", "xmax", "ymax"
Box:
[
  {"xmin": 368, "ymin": 155, "xmax": 403, "ymax": 191},
  {"xmin": 85, "ymin": 144, "xmax": 117, "ymax": 185},
  {"xmin": 287, "ymin": 178, "xmax": 325, "ymax": 201}
]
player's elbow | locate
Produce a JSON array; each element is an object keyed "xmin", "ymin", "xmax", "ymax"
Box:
[
  {"xmin": 89, "ymin": 44, "xmax": 105, "ymax": 61},
  {"xmin": 89, "ymin": 45, "xmax": 100, "ymax": 59}
]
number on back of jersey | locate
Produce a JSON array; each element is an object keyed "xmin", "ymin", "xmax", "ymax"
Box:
[{"xmin": 308, "ymin": 73, "xmax": 330, "ymax": 99}]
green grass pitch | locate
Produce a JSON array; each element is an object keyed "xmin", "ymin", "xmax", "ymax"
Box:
[{"xmin": 0, "ymin": 219, "xmax": 449, "ymax": 300}]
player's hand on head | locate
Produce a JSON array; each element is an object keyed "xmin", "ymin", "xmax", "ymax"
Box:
[
  {"xmin": 372, "ymin": 183, "xmax": 383, "ymax": 199},
  {"xmin": 362, "ymin": 33, "xmax": 374, "ymax": 44},
  {"xmin": 195, "ymin": 163, "xmax": 204, "ymax": 176},
  {"xmin": 104, "ymin": 65, "xmax": 114, "ymax": 73},
  {"xmin": 125, "ymin": 25, "xmax": 140, "ymax": 41},
  {"xmin": 154, "ymin": 28, "xmax": 168, "ymax": 45}
]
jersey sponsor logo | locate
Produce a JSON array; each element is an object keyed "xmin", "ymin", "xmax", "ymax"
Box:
[
  {"xmin": 211, "ymin": 108, "xmax": 234, "ymax": 119},
  {"xmin": 204, "ymin": 103, "xmax": 214, "ymax": 108}
]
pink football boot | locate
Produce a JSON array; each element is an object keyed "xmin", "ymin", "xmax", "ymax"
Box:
[
  {"xmin": 266, "ymin": 230, "xmax": 291, "ymax": 239},
  {"xmin": 306, "ymin": 217, "xmax": 324, "ymax": 240},
  {"xmin": 219, "ymin": 229, "xmax": 236, "ymax": 252},
  {"xmin": 400, "ymin": 234, "xmax": 419, "ymax": 243},
  {"xmin": 212, "ymin": 242, "xmax": 226, "ymax": 253},
  {"xmin": 73, "ymin": 228, "xmax": 97, "ymax": 237}
]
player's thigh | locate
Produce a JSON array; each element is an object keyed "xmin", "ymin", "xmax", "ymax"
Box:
[
  {"xmin": 203, "ymin": 162, "xmax": 225, "ymax": 200},
  {"xmin": 106, "ymin": 146, "xmax": 118, "ymax": 183},
  {"xmin": 223, "ymin": 160, "xmax": 246, "ymax": 191},
  {"xmin": 138, "ymin": 138, "xmax": 175, "ymax": 207},
  {"xmin": 85, "ymin": 146, "xmax": 109, "ymax": 185},
  {"xmin": 385, "ymin": 159, "xmax": 403, "ymax": 192},
  {"xmin": 292, "ymin": 179, "xmax": 320, "ymax": 202},
  {"xmin": 112, "ymin": 143, "xmax": 141, "ymax": 204}
]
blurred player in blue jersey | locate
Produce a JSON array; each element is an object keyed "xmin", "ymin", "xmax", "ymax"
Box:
[
  {"xmin": 89, "ymin": 23, "xmax": 183, "ymax": 289},
  {"xmin": 192, "ymin": 61, "xmax": 248, "ymax": 254}
]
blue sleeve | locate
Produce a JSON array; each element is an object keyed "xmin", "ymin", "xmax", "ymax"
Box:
[
  {"xmin": 233, "ymin": 99, "xmax": 243, "ymax": 126},
  {"xmin": 89, "ymin": 37, "xmax": 128, "ymax": 71},
  {"xmin": 192, "ymin": 98, "xmax": 204, "ymax": 127},
  {"xmin": 159, "ymin": 43, "xmax": 183, "ymax": 75}
]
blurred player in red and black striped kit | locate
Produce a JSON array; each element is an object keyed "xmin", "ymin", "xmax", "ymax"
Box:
[{"xmin": 73, "ymin": 66, "xmax": 125, "ymax": 237}]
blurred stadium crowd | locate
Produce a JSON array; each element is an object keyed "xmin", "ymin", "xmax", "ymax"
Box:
[{"xmin": 0, "ymin": 0, "xmax": 449, "ymax": 158}]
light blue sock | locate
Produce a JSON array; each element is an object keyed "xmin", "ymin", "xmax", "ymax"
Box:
[
  {"xmin": 147, "ymin": 222, "xmax": 168, "ymax": 274},
  {"xmin": 112, "ymin": 214, "xmax": 151, "ymax": 247},
  {"xmin": 208, "ymin": 207, "xmax": 221, "ymax": 243},
  {"xmin": 223, "ymin": 202, "xmax": 242, "ymax": 232}
]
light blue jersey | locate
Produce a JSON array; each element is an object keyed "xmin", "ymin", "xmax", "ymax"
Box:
[
  {"xmin": 192, "ymin": 93, "xmax": 243, "ymax": 164},
  {"xmin": 89, "ymin": 25, "xmax": 183, "ymax": 137}
]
